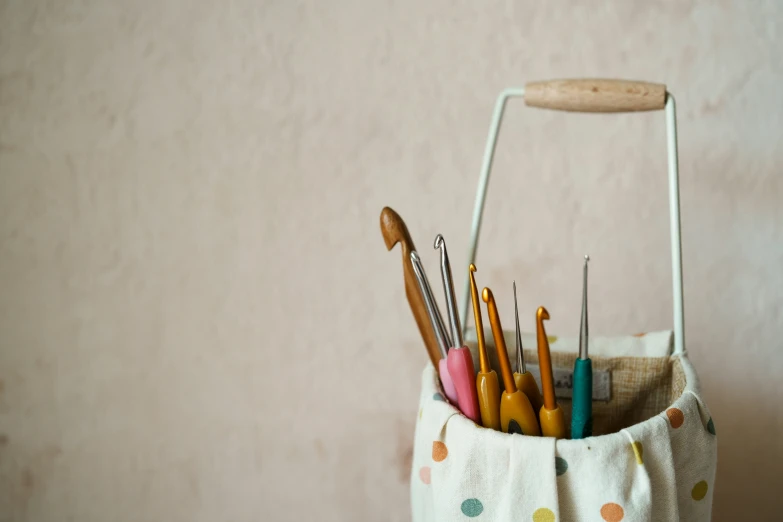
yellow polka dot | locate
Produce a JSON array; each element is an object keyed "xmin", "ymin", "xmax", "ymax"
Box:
[
  {"xmin": 532, "ymin": 507, "xmax": 555, "ymax": 522},
  {"xmin": 419, "ymin": 408, "xmax": 423, "ymax": 419},
  {"xmin": 432, "ymin": 441, "xmax": 448, "ymax": 462},
  {"xmin": 547, "ymin": 335, "xmax": 558, "ymax": 344},
  {"xmin": 692, "ymin": 480, "xmax": 708, "ymax": 501},
  {"xmin": 631, "ymin": 441, "xmax": 644, "ymax": 464}
]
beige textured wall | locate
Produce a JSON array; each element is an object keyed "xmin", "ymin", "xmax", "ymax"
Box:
[{"xmin": 1, "ymin": 1, "xmax": 781, "ymax": 521}]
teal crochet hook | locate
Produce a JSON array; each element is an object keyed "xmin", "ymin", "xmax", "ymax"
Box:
[{"xmin": 571, "ymin": 255, "xmax": 593, "ymax": 439}]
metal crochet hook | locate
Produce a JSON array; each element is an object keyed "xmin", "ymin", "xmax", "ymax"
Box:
[
  {"xmin": 482, "ymin": 287, "xmax": 540, "ymax": 436},
  {"xmin": 435, "ymin": 235, "xmax": 481, "ymax": 424},
  {"xmin": 410, "ymin": 251, "xmax": 457, "ymax": 404},
  {"xmin": 513, "ymin": 281, "xmax": 543, "ymax": 415},
  {"xmin": 514, "ymin": 281, "xmax": 526, "ymax": 373},
  {"xmin": 572, "ymin": 255, "xmax": 593, "ymax": 439},
  {"xmin": 580, "ymin": 255, "xmax": 590, "ymax": 360},
  {"xmin": 469, "ymin": 264, "xmax": 500, "ymax": 430},
  {"xmin": 434, "ymin": 234, "xmax": 463, "ymax": 347},
  {"xmin": 537, "ymin": 306, "xmax": 566, "ymax": 439},
  {"xmin": 410, "ymin": 251, "xmax": 451, "ymax": 356}
]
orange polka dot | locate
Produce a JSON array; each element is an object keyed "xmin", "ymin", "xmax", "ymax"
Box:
[
  {"xmin": 432, "ymin": 441, "xmax": 448, "ymax": 462},
  {"xmin": 600, "ymin": 503, "xmax": 624, "ymax": 521},
  {"xmin": 419, "ymin": 466, "xmax": 431, "ymax": 484},
  {"xmin": 667, "ymin": 408, "xmax": 685, "ymax": 429},
  {"xmin": 633, "ymin": 332, "xmax": 646, "ymax": 337}
]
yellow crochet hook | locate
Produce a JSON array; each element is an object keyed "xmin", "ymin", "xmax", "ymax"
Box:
[
  {"xmin": 513, "ymin": 282, "xmax": 544, "ymax": 414},
  {"xmin": 469, "ymin": 264, "xmax": 500, "ymax": 431},
  {"xmin": 483, "ymin": 287, "xmax": 540, "ymax": 436},
  {"xmin": 536, "ymin": 306, "xmax": 566, "ymax": 439}
]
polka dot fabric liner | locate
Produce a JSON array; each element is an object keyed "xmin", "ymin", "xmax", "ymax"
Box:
[{"xmin": 410, "ymin": 336, "xmax": 717, "ymax": 521}]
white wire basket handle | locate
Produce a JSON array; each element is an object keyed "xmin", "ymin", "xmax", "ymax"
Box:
[{"xmin": 459, "ymin": 79, "xmax": 686, "ymax": 356}]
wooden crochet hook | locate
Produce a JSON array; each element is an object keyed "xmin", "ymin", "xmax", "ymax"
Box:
[{"xmin": 380, "ymin": 207, "xmax": 442, "ymax": 368}]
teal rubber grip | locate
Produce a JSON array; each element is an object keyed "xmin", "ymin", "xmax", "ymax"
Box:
[{"xmin": 571, "ymin": 358, "xmax": 593, "ymax": 439}]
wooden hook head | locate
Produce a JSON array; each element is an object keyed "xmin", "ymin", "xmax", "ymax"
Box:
[{"xmin": 380, "ymin": 207, "xmax": 413, "ymax": 251}]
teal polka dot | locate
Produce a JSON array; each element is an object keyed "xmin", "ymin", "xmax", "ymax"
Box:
[
  {"xmin": 433, "ymin": 393, "xmax": 444, "ymax": 402},
  {"xmin": 555, "ymin": 456, "xmax": 568, "ymax": 476},
  {"xmin": 460, "ymin": 498, "xmax": 483, "ymax": 517},
  {"xmin": 508, "ymin": 419, "xmax": 523, "ymax": 435},
  {"xmin": 707, "ymin": 417, "xmax": 716, "ymax": 435}
]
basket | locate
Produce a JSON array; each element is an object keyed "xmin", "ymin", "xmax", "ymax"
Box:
[{"xmin": 409, "ymin": 80, "xmax": 717, "ymax": 521}]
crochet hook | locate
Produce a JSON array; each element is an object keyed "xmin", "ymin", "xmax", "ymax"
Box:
[
  {"xmin": 513, "ymin": 282, "xmax": 544, "ymax": 415},
  {"xmin": 380, "ymin": 207, "xmax": 442, "ymax": 368},
  {"xmin": 536, "ymin": 306, "xmax": 567, "ymax": 439},
  {"xmin": 483, "ymin": 287, "xmax": 540, "ymax": 436},
  {"xmin": 410, "ymin": 251, "xmax": 457, "ymax": 403},
  {"xmin": 469, "ymin": 264, "xmax": 500, "ymax": 430},
  {"xmin": 571, "ymin": 255, "xmax": 593, "ymax": 439},
  {"xmin": 435, "ymin": 235, "xmax": 481, "ymax": 424}
]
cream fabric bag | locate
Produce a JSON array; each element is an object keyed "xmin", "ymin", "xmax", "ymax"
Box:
[
  {"xmin": 409, "ymin": 81, "xmax": 717, "ymax": 521},
  {"xmin": 410, "ymin": 331, "xmax": 717, "ymax": 521}
]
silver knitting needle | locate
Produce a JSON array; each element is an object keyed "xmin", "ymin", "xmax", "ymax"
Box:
[
  {"xmin": 434, "ymin": 234, "xmax": 464, "ymax": 348},
  {"xmin": 410, "ymin": 251, "xmax": 451, "ymax": 357}
]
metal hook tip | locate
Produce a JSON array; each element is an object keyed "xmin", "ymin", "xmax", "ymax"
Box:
[
  {"xmin": 469, "ymin": 263, "xmax": 477, "ymax": 273},
  {"xmin": 433, "ymin": 234, "xmax": 444, "ymax": 249}
]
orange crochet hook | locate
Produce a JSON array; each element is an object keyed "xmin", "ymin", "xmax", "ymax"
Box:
[
  {"xmin": 536, "ymin": 306, "xmax": 566, "ymax": 439},
  {"xmin": 513, "ymin": 282, "xmax": 544, "ymax": 414},
  {"xmin": 483, "ymin": 287, "xmax": 540, "ymax": 436},
  {"xmin": 469, "ymin": 264, "xmax": 500, "ymax": 431}
]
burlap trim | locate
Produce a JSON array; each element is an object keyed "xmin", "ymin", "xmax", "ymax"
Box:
[{"xmin": 522, "ymin": 349, "xmax": 686, "ymax": 435}]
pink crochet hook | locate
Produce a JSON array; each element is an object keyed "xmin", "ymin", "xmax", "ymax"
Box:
[
  {"xmin": 435, "ymin": 235, "xmax": 481, "ymax": 424},
  {"xmin": 410, "ymin": 251, "xmax": 458, "ymax": 403}
]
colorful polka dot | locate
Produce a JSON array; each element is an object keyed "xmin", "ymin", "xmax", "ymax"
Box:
[
  {"xmin": 460, "ymin": 498, "xmax": 483, "ymax": 517},
  {"xmin": 547, "ymin": 335, "xmax": 558, "ymax": 344},
  {"xmin": 508, "ymin": 419, "xmax": 523, "ymax": 435},
  {"xmin": 633, "ymin": 332, "xmax": 646, "ymax": 337},
  {"xmin": 532, "ymin": 507, "xmax": 555, "ymax": 522},
  {"xmin": 666, "ymin": 408, "xmax": 684, "ymax": 428},
  {"xmin": 707, "ymin": 417, "xmax": 716, "ymax": 435},
  {"xmin": 692, "ymin": 480, "xmax": 708, "ymax": 501},
  {"xmin": 419, "ymin": 408, "xmax": 423, "ymax": 419},
  {"xmin": 433, "ymin": 393, "xmax": 444, "ymax": 402},
  {"xmin": 555, "ymin": 457, "xmax": 568, "ymax": 476},
  {"xmin": 600, "ymin": 503, "xmax": 624, "ymax": 521},
  {"xmin": 432, "ymin": 441, "xmax": 448, "ymax": 462},
  {"xmin": 419, "ymin": 466, "xmax": 431, "ymax": 484},
  {"xmin": 631, "ymin": 441, "xmax": 644, "ymax": 464}
]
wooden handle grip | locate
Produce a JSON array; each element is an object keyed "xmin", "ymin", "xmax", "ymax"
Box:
[{"xmin": 524, "ymin": 79, "xmax": 666, "ymax": 113}]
